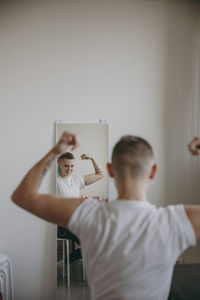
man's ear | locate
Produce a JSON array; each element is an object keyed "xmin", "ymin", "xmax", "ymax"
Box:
[
  {"xmin": 148, "ymin": 164, "xmax": 157, "ymax": 180},
  {"xmin": 107, "ymin": 163, "xmax": 114, "ymax": 178}
]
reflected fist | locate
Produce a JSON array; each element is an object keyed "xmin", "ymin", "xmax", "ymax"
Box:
[
  {"xmin": 81, "ymin": 154, "xmax": 92, "ymax": 160},
  {"xmin": 55, "ymin": 131, "xmax": 79, "ymax": 155},
  {"xmin": 188, "ymin": 137, "xmax": 200, "ymax": 155}
]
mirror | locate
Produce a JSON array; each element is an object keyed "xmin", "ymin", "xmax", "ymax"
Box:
[{"xmin": 56, "ymin": 123, "xmax": 108, "ymax": 298}]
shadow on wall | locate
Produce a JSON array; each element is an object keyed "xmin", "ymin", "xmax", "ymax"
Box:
[{"xmin": 163, "ymin": 6, "xmax": 200, "ymax": 263}]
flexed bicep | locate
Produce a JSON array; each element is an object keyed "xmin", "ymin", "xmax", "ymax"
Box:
[
  {"xmin": 83, "ymin": 173, "xmax": 104, "ymax": 186},
  {"xmin": 81, "ymin": 154, "xmax": 105, "ymax": 186}
]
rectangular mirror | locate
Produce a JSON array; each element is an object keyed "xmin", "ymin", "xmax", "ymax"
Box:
[{"xmin": 56, "ymin": 123, "xmax": 108, "ymax": 299}]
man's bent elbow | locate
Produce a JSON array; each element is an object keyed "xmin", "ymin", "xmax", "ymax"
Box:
[
  {"xmin": 11, "ymin": 191, "xmax": 24, "ymax": 207},
  {"xmin": 98, "ymin": 172, "xmax": 105, "ymax": 179},
  {"xmin": 11, "ymin": 190, "xmax": 33, "ymax": 208},
  {"xmin": 11, "ymin": 190, "xmax": 19, "ymax": 204}
]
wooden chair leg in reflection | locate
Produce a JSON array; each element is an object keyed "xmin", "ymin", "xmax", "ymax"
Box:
[
  {"xmin": 58, "ymin": 239, "xmax": 87, "ymax": 285},
  {"xmin": 65, "ymin": 239, "xmax": 70, "ymax": 287},
  {"xmin": 58, "ymin": 239, "xmax": 70, "ymax": 286},
  {"xmin": 82, "ymin": 257, "xmax": 86, "ymax": 282},
  {"xmin": 62, "ymin": 239, "xmax": 65, "ymax": 279}
]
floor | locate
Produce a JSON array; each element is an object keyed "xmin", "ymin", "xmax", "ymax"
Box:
[
  {"xmin": 57, "ymin": 262, "xmax": 200, "ymax": 300},
  {"xmin": 57, "ymin": 280, "xmax": 90, "ymax": 300},
  {"xmin": 57, "ymin": 257, "xmax": 90, "ymax": 300}
]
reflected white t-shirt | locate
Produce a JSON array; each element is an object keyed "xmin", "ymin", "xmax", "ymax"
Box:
[
  {"xmin": 68, "ymin": 199, "xmax": 196, "ymax": 300},
  {"xmin": 56, "ymin": 173, "xmax": 85, "ymax": 198}
]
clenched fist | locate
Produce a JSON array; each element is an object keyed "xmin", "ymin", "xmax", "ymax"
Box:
[
  {"xmin": 188, "ymin": 137, "xmax": 200, "ymax": 155},
  {"xmin": 54, "ymin": 131, "xmax": 79, "ymax": 155},
  {"xmin": 81, "ymin": 154, "xmax": 92, "ymax": 160}
]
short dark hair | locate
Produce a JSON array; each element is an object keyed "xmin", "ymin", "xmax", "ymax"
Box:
[
  {"xmin": 112, "ymin": 135, "xmax": 154, "ymax": 177},
  {"xmin": 57, "ymin": 152, "xmax": 74, "ymax": 162}
]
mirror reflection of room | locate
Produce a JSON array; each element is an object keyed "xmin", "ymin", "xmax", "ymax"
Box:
[{"xmin": 56, "ymin": 123, "xmax": 108, "ymax": 293}]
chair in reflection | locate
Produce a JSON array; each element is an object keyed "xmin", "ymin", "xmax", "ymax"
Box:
[
  {"xmin": 57, "ymin": 226, "xmax": 86, "ymax": 286},
  {"xmin": 57, "ymin": 197, "xmax": 108, "ymax": 286},
  {"xmin": 57, "ymin": 238, "xmax": 70, "ymax": 286}
]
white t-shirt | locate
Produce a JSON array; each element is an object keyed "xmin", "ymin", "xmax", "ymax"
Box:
[
  {"xmin": 56, "ymin": 173, "xmax": 85, "ymax": 198},
  {"xmin": 68, "ymin": 199, "xmax": 196, "ymax": 300}
]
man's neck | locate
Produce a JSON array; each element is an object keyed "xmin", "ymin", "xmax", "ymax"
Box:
[
  {"xmin": 116, "ymin": 177, "xmax": 147, "ymax": 201},
  {"xmin": 60, "ymin": 173, "xmax": 71, "ymax": 179}
]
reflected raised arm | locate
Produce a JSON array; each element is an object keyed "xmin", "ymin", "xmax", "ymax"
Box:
[
  {"xmin": 188, "ymin": 137, "xmax": 200, "ymax": 155},
  {"xmin": 11, "ymin": 132, "xmax": 83, "ymax": 226},
  {"xmin": 81, "ymin": 154, "xmax": 104, "ymax": 185}
]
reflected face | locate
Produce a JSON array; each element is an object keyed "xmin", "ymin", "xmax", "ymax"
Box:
[{"xmin": 58, "ymin": 158, "xmax": 75, "ymax": 177}]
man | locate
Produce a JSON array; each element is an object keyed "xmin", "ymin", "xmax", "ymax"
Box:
[
  {"xmin": 12, "ymin": 132, "xmax": 200, "ymax": 300},
  {"xmin": 56, "ymin": 151, "xmax": 104, "ymax": 263},
  {"xmin": 56, "ymin": 151, "xmax": 104, "ymax": 198}
]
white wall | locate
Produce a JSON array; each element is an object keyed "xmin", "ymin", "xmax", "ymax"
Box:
[{"xmin": 0, "ymin": 1, "xmax": 199, "ymax": 299}]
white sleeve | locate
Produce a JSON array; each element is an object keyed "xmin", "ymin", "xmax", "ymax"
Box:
[
  {"xmin": 75, "ymin": 175, "xmax": 85, "ymax": 189},
  {"xmin": 68, "ymin": 198, "xmax": 100, "ymax": 239},
  {"xmin": 166, "ymin": 205, "xmax": 197, "ymax": 253}
]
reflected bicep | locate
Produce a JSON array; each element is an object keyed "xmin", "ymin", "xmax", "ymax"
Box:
[
  {"xmin": 184, "ymin": 205, "xmax": 200, "ymax": 239},
  {"xmin": 83, "ymin": 174, "xmax": 102, "ymax": 186}
]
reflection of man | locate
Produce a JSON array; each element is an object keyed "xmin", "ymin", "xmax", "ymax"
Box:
[
  {"xmin": 56, "ymin": 151, "xmax": 104, "ymax": 263},
  {"xmin": 56, "ymin": 151, "xmax": 104, "ymax": 198},
  {"xmin": 12, "ymin": 132, "xmax": 200, "ymax": 300}
]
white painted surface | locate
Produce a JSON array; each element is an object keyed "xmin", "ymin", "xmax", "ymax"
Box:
[{"xmin": 0, "ymin": 1, "xmax": 199, "ymax": 299}]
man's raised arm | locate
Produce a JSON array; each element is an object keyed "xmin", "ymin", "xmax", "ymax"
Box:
[
  {"xmin": 11, "ymin": 132, "xmax": 83, "ymax": 226},
  {"xmin": 81, "ymin": 154, "xmax": 104, "ymax": 185},
  {"xmin": 185, "ymin": 137, "xmax": 200, "ymax": 239}
]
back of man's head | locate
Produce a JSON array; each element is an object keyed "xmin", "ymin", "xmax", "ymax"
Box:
[{"xmin": 112, "ymin": 135, "xmax": 154, "ymax": 178}]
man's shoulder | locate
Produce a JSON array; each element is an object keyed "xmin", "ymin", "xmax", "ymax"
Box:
[
  {"xmin": 72, "ymin": 198, "xmax": 102, "ymax": 219},
  {"xmin": 157, "ymin": 204, "xmax": 184, "ymax": 214},
  {"xmin": 68, "ymin": 198, "xmax": 101, "ymax": 234},
  {"xmin": 71, "ymin": 174, "xmax": 84, "ymax": 184}
]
